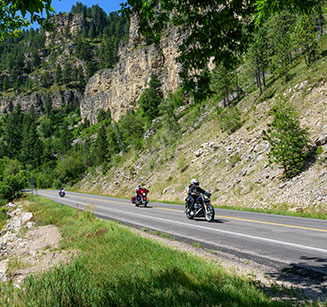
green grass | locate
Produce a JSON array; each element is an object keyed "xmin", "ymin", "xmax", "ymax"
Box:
[
  {"xmin": 0, "ymin": 206, "xmax": 9, "ymax": 231},
  {"xmin": 0, "ymin": 196, "xmax": 290, "ymax": 306},
  {"xmin": 214, "ymin": 204, "xmax": 327, "ymax": 219}
]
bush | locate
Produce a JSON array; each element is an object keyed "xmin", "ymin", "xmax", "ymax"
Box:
[
  {"xmin": 263, "ymin": 100, "xmax": 311, "ymax": 178},
  {"xmin": 217, "ymin": 107, "xmax": 243, "ymax": 134},
  {"xmin": 0, "ymin": 172, "xmax": 27, "ymax": 201}
]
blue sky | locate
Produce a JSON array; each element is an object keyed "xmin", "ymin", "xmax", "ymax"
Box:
[
  {"xmin": 29, "ymin": 0, "xmax": 125, "ymax": 29},
  {"xmin": 51, "ymin": 0, "xmax": 125, "ymax": 15}
]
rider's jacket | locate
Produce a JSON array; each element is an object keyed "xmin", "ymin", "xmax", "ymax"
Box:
[
  {"xmin": 136, "ymin": 188, "xmax": 149, "ymax": 196},
  {"xmin": 188, "ymin": 184, "xmax": 206, "ymax": 197}
]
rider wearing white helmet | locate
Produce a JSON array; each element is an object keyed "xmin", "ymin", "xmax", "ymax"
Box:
[{"xmin": 186, "ymin": 179, "xmax": 208, "ymax": 215}]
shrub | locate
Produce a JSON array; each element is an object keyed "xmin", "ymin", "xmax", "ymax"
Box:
[
  {"xmin": 217, "ymin": 107, "xmax": 243, "ymax": 134},
  {"xmin": 0, "ymin": 172, "xmax": 27, "ymax": 201},
  {"xmin": 263, "ymin": 100, "xmax": 311, "ymax": 178}
]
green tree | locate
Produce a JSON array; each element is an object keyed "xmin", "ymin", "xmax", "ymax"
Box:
[
  {"xmin": 40, "ymin": 71, "xmax": 50, "ymax": 88},
  {"xmin": 31, "ymin": 48, "xmax": 41, "ymax": 69},
  {"xmin": 0, "ymin": 157, "xmax": 27, "ymax": 201},
  {"xmin": 158, "ymin": 89, "xmax": 183, "ymax": 135},
  {"xmin": 86, "ymin": 61, "xmax": 97, "ymax": 80},
  {"xmin": 263, "ymin": 100, "xmax": 311, "ymax": 178},
  {"xmin": 292, "ymin": 14, "xmax": 317, "ymax": 67},
  {"xmin": 3, "ymin": 104, "xmax": 24, "ymax": 158},
  {"xmin": 44, "ymin": 93, "xmax": 52, "ymax": 116},
  {"xmin": 138, "ymin": 74, "xmax": 163, "ymax": 124},
  {"xmin": 55, "ymin": 64, "xmax": 62, "ymax": 84},
  {"xmin": 2, "ymin": 76, "xmax": 9, "ymax": 91},
  {"xmin": 63, "ymin": 62, "xmax": 71, "ymax": 84},
  {"xmin": 0, "ymin": 0, "xmax": 55, "ymax": 41},
  {"xmin": 20, "ymin": 116, "xmax": 43, "ymax": 169},
  {"xmin": 265, "ymin": 12, "xmax": 295, "ymax": 79},
  {"xmin": 245, "ymin": 26, "xmax": 269, "ymax": 95},
  {"xmin": 95, "ymin": 124, "xmax": 108, "ymax": 164},
  {"xmin": 76, "ymin": 37, "xmax": 92, "ymax": 60},
  {"xmin": 58, "ymin": 122, "xmax": 72, "ymax": 154},
  {"xmin": 211, "ymin": 65, "xmax": 237, "ymax": 107},
  {"xmin": 78, "ymin": 65, "xmax": 85, "ymax": 89}
]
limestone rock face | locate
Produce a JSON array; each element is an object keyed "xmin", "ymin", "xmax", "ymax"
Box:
[
  {"xmin": 81, "ymin": 16, "xmax": 184, "ymax": 123},
  {"xmin": 0, "ymin": 90, "xmax": 81, "ymax": 114},
  {"xmin": 45, "ymin": 13, "xmax": 86, "ymax": 46}
]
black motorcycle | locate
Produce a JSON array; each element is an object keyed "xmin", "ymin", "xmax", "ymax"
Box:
[
  {"xmin": 59, "ymin": 190, "xmax": 65, "ymax": 197},
  {"xmin": 185, "ymin": 193, "xmax": 215, "ymax": 222}
]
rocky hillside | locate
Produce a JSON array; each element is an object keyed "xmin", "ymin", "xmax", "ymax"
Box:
[{"xmin": 76, "ymin": 61, "xmax": 327, "ymax": 212}]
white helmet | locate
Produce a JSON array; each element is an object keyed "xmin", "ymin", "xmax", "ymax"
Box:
[{"xmin": 191, "ymin": 178, "xmax": 199, "ymax": 186}]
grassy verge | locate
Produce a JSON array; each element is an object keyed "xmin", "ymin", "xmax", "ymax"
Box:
[
  {"xmin": 214, "ymin": 204, "xmax": 327, "ymax": 220},
  {"xmin": 0, "ymin": 196, "xmax": 291, "ymax": 306}
]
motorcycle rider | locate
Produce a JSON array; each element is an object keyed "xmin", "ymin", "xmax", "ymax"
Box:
[
  {"xmin": 59, "ymin": 187, "xmax": 65, "ymax": 196},
  {"xmin": 135, "ymin": 184, "xmax": 142, "ymax": 203},
  {"xmin": 186, "ymin": 179, "xmax": 209, "ymax": 215}
]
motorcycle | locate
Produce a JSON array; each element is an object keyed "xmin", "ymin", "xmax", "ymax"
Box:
[
  {"xmin": 59, "ymin": 190, "xmax": 65, "ymax": 197},
  {"xmin": 131, "ymin": 188, "xmax": 149, "ymax": 207},
  {"xmin": 185, "ymin": 193, "xmax": 215, "ymax": 222}
]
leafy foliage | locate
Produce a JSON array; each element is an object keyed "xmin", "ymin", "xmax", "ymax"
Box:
[{"xmin": 0, "ymin": 0, "xmax": 55, "ymax": 41}]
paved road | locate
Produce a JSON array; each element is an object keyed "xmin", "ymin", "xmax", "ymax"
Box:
[{"xmin": 36, "ymin": 189, "xmax": 327, "ymax": 283}]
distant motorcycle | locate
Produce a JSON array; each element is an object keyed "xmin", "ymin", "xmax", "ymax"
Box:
[
  {"xmin": 59, "ymin": 190, "xmax": 65, "ymax": 197},
  {"xmin": 131, "ymin": 188, "xmax": 149, "ymax": 207},
  {"xmin": 185, "ymin": 193, "xmax": 215, "ymax": 222}
]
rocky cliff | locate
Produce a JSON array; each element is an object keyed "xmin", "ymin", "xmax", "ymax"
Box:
[
  {"xmin": 45, "ymin": 13, "xmax": 86, "ymax": 46},
  {"xmin": 76, "ymin": 76, "xmax": 327, "ymax": 212},
  {"xmin": 0, "ymin": 90, "xmax": 81, "ymax": 114},
  {"xmin": 81, "ymin": 16, "xmax": 184, "ymax": 123}
]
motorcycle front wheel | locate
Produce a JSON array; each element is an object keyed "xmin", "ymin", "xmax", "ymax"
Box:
[
  {"xmin": 185, "ymin": 207, "xmax": 194, "ymax": 220},
  {"xmin": 205, "ymin": 204, "xmax": 215, "ymax": 222}
]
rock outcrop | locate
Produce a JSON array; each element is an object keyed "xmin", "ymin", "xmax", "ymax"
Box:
[
  {"xmin": 81, "ymin": 16, "xmax": 184, "ymax": 123},
  {"xmin": 45, "ymin": 13, "xmax": 86, "ymax": 46},
  {"xmin": 0, "ymin": 89, "xmax": 81, "ymax": 114}
]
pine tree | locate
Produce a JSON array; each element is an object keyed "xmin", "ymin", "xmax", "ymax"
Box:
[
  {"xmin": 4, "ymin": 104, "xmax": 24, "ymax": 158},
  {"xmin": 95, "ymin": 124, "xmax": 108, "ymax": 164},
  {"xmin": 86, "ymin": 61, "xmax": 97, "ymax": 80},
  {"xmin": 20, "ymin": 116, "xmax": 43, "ymax": 169},
  {"xmin": 63, "ymin": 62, "xmax": 71, "ymax": 84},
  {"xmin": 263, "ymin": 100, "xmax": 311, "ymax": 178},
  {"xmin": 59, "ymin": 122, "xmax": 72, "ymax": 154},
  {"xmin": 55, "ymin": 64, "xmax": 62, "ymax": 85},
  {"xmin": 292, "ymin": 14, "xmax": 317, "ymax": 67},
  {"xmin": 138, "ymin": 74, "xmax": 163, "ymax": 124},
  {"xmin": 78, "ymin": 65, "xmax": 85, "ymax": 89},
  {"xmin": 44, "ymin": 93, "xmax": 52, "ymax": 117},
  {"xmin": 2, "ymin": 76, "xmax": 9, "ymax": 91}
]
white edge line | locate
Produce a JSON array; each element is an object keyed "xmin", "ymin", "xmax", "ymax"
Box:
[{"xmin": 47, "ymin": 195, "xmax": 327, "ymax": 254}]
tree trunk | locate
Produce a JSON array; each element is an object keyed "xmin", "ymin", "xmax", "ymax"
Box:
[
  {"xmin": 262, "ymin": 65, "xmax": 266, "ymax": 87},
  {"xmin": 318, "ymin": 0, "xmax": 323, "ymax": 34}
]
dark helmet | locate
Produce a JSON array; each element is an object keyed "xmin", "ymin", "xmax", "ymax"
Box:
[{"xmin": 191, "ymin": 178, "xmax": 199, "ymax": 186}]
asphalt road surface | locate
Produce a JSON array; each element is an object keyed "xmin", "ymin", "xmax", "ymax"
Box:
[{"xmin": 36, "ymin": 189, "xmax": 327, "ymax": 285}]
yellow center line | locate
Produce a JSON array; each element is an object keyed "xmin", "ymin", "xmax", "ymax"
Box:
[{"xmin": 55, "ymin": 193, "xmax": 327, "ymax": 232}]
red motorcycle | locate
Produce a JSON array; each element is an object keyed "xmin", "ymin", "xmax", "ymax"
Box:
[{"xmin": 131, "ymin": 188, "xmax": 149, "ymax": 207}]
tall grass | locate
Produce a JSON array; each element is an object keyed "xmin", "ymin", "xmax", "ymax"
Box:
[{"xmin": 0, "ymin": 196, "xmax": 290, "ymax": 306}]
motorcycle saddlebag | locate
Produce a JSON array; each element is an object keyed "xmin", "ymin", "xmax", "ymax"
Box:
[{"xmin": 131, "ymin": 196, "xmax": 136, "ymax": 204}]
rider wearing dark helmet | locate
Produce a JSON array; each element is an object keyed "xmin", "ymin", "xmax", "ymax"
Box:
[{"xmin": 186, "ymin": 179, "xmax": 209, "ymax": 215}]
